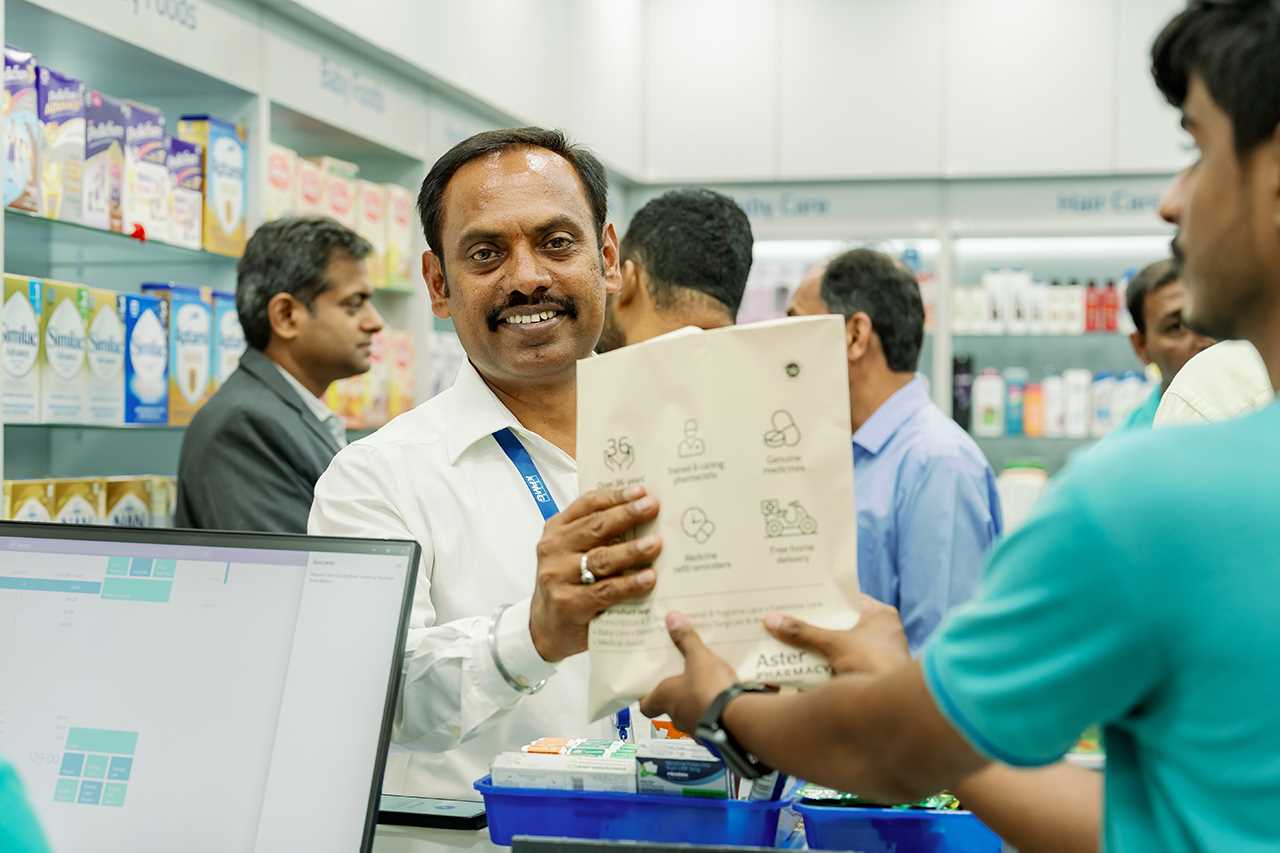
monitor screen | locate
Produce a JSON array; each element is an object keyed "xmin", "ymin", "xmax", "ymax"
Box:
[{"xmin": 0, "ymin": 523, "xmax": 419, "ymax": 853}]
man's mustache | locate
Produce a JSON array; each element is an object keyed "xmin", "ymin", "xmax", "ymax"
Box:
[{"xmin": 486, "ymin": 293, "xmax": 579, "ymax": 331}]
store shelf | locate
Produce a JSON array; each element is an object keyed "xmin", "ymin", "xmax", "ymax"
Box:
[
  {"xmin": 270, "ymin": 103, "xmax": 425, "ymax": 185},
  {"xmin": 972, "ymin": 434, "xmax": 1096, "ymax": 474}
]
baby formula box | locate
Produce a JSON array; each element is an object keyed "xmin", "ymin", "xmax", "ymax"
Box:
[
  {"xmin": 141, "ymin": 283, "xmax": 213, "ymax": 426},
  {"xmin": 4, "ymin": 479, "xmax": 53, "ymax": 521},
  {"xmin": 355, "ymin": 180, "xmax": 388, "ymax": 287},
  {"xmin": 122, "ymin": 100, "xmax": 167, "ymax": 240},
  {"xmin": 311, "ymin": 155, "xmax": 358, "ymax": 229},
  {"xmin": 5, "ymin": 47, "xmax": 41, "ymax": 213},
  {"xmin": 2, "ymin": 274, "xmax": 42, "ymax": 422},
  {"xmin": 82, "ymin": 90, "xmax": 127, "ymax": 232},
  {"xmin": 121, "ymin": 292, "xmax": 169, "ymax": 425},
  {"xmin": 265, "ymin": 143, "xmax": 297, "ymax": 220},
  {"xmin": 386, "ymin": 183, "xmax": 414, "ymax": 289},
  {"xmin": 294, "ymin": 156, "xmax": 325, "ymax": 217},
  {"xmin": 36, "ymin": 64, "xmax": 85, "ymax": 223},
  {"xmin": 177, "ymin": 114, "xmax": 246, "ymax": 256},
  {"xmin": 39, "ymin": 278, "xmax": 90, "ymax": 423},
  {"xmin": 210, "ymin": 290, "xmax": 245, "ymax": 389},
  {"xmin": 85, "ymin": 288, "xmax": 125, "ymax": 426},
  {"xmin": 104, "ymin": 476, "xmax": 153, "ymax": 527},
  {"xmin": 52, "ymin": 478, "xmax": 105, "ymax": 524},
  {"xmin": 167, "ymin": 136, "xmax": 203, "ymax": 250}
]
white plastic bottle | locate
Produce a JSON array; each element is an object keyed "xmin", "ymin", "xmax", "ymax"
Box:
[
  {"xmin": 972, "ymin": 368, "xmax": 1006, "ymax": 437},
  {"xmin": 1066, "ymin": 279, "xmax": 1088, "ymax": 335},
  {"xmin": 1042, "ymin": 373, "xmax": 1066, "ymax": 437},
  {"xmin": 1029, "ymin": 277, "xmax": 1050, "ymax": 335},
  {"xmin": 1090, "ymin": 371, "xmax": 1116, "ymax": 438},
  {"xmin": 1064, "ymin": 368, "xmax": 1092, "ymax": 438}
]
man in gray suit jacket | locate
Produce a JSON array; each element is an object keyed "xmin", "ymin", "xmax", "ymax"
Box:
[{"xmin": 176, "ymin": 217, "xmax": 384, "ymax": 532}]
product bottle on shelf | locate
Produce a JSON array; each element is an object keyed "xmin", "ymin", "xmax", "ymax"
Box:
[
  {"xmin": 1046, "ymin": 279, "xmax": 1065, "ymax": 334},
  {"xmin": 972, "ymin": 368, "xmax": 1006, "ymax": 437},
  {"xmin": 1029, "ymin": 278, "xmax": 1050, "ymax": 335},
  {"xmin": 1117, "ymin": 269, "xmax": 1139, "ymax": 335},
  {"xmin": 1003, "ymin": 367, "xmax": 1029, "ymax": 437},
  {"xmin": 982, "ymin": 269, "xmax": 1006, "ymax": 335},
  {"xmin": 1043, "ymin": 373, "xmax": 1066, "ymax": 437},
  {"xmin": 1103, "ymin": 279, "xmax": 1119, "ymax": 332},
  {"xmin": 1067, "ymin": 278, "xmax": 1087, "ymax": 335},
  {"xmin": 952, "ymin": 354, "xmax": 975, "ymax": 429},
  {"xmin": 1090, "ymin": 371, "xmax": 1116, "ymax": 438},
  {"xmin": 1009, "ymin": 269, "xmax": 1032, "ymax": 336},
  {"xmin": 1085, "ymin": 279, "xmax": 1102, "ymax": 333},
  {"xmin": 1064, "ymin": 368, "xmax": 1092, "ymax": 438},
  {"xmin": 1023, "ymin": 382, "xmax": 1045, "ymax": 437}
]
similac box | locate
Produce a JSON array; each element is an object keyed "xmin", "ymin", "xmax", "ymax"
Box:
[
  {"xmin": 311, "ymin": 156, "xmax": 357, "ymax": 228},
  {"xmin": 265, "ymin": 143, "xmax": 297, "ymax": 221},
  {"xmin": 211, "ymin": 290, "xmax": 245, "ymax": 388},
  {"xmin": 85, "ymin": 288, "xmax": 125, "ymax": 426},
  {"xmin": 39, "ymin": 279, "xmax": 90, "ymax": 423},
  {"xmin": 52, "ymin": 478, "xmax": 104, "ymax": 525},
  {"xmin": 4, "ymin": 479, "xmax": 53, "ymax": 522},
  {"xmin": 167, "ymin": 136, "xmax": 203, "ymax": 250},
  {"xmin": 2, "ymin": 274, "xmax": 42, "ymax": 423},
  {"xmin": 386, "ymin": 183, "xmax": 414, "ymax": 289},
  {"xmin": 120, "ymin": 292, "xmax": 168, "ymax": 425},
  {"xmin": 294, "ymin": 156, "xmax": 325, "ymax": 216},
  {"xmin": 177, "ymin": 114, "xmax": 246, "ymax": 256},
  {"xmin": 141, "ymin": 283, "xmax": 212, "ymax": 425},
  {"xmin": 123, "ymin": 101, "xmax": 168, "ymax": 240},
  {"xmin": 82, "ymin": 90, "xmax": 127, "ymax": 232},
  {"xmin": 355, "ymin": 180, "xmax": 388, "ymax": 287},
  {"xmin": 146, "ymin": 475, "xmax": 177, "ymax": 528},
  {"xmin": 36, "ymin": 65, "xmax": 85, "ymax": 223},
  {"xmin": 5, "ymin": 47, "xmax": 41, "ymax": 213},
  {"xmin": 104, "ymin": 476, "xmax": 152, "ymax": 527}
]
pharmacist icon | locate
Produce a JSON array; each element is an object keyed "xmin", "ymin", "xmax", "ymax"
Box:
[
  {"xmin": 763, "ymin": 410, "xmax": 802, "ymax": 448},
  {"xmin": 761, "ymin": 499, "xmax": 818, "ymax": 538},
  {"xmin": 676, "ymin": 419, "xmax": 706, "ymax": 458},
  {"xmin": 680, "ymin": 507, "xmax": 716, "ymax": 544},
  {"xmin": 603, "ymin": 436, "xmax": 635, "ymax": 472}
]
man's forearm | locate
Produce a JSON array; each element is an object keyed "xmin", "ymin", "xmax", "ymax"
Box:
[
  {"xmin": 721, "ymin": 663, "xmax": 987, "ymax": 803},
  {"xmin": 953, "ymin": 763, "xmax": 1101, "ymax": 853}
]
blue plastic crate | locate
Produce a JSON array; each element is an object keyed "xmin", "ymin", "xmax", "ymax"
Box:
[
  {"xmin": 795, "ymin": 801, "xmax": 1002, "ymax": 852},
  {"xmin": 474, "ymin": 776, "xmax": 788, "ymax": 846}
]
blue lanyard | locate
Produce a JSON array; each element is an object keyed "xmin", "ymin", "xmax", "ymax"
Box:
[
  {"xmin": 493, "ymin": 428, "xmax": 560, "ymax": 521},
  {"xmin": 492, "ymin": 427, "xmax": 631, "ymax": 741}
]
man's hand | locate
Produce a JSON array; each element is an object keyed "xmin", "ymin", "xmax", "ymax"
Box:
[
  {"xmin": 765, "ymin": 594, "xmax": 910, "ymax": 677},
  {"xmin": 529, "ymin": 485, "xmax": 663, "ymax": 663},
  {"xmin": 639, "ymin": 612, "xmax": 737, "ymax": 733}
]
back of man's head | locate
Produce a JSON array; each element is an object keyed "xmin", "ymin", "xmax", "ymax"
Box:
[
  {"xmin": 620, "ymin": 188, "xmax": 753, "ymax": 318},
  {"xmin": 237, "ymin": 217, "xmax": 372, "ymax": 350},
  {"xmin": 1125, "ymin": 258, "xmax": 1179, "ymax": 335},
  {"xmin": 821, "ymin": 249, "xmax": 924, "ymax": 374}
]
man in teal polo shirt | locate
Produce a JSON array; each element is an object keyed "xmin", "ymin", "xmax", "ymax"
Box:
[
  {"xmin": 640, "ymin": 3, "xmax": 1280, "ymax": 851},
  {"xmin": 1114, "ymin": 258, "xmax": 1213, "ymax": 433},
  {"xmin": 0, "ymin": 760, "xmax": 51, "ymax": 853}
]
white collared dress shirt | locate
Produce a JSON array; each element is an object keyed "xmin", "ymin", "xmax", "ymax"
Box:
[
  {"xmin": 309, "ymin": 359, "xmax": 613, "ymax": 800},
  {"xmin": 275, "ymin": 364, "xmax": 347, "ymax": 449}
]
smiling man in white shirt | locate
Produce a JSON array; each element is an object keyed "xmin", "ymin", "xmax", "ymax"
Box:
[{"xmin": 309, "ymin": 128, "xmax": 665, "ymax": 799}]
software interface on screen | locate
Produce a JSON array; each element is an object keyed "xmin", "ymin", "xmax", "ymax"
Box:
[{"xmin": 0, "ymin": 531, "xmax": 415, "ymax": 853}]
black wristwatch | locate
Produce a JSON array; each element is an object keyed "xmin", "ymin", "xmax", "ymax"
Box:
[{"xmin": 694, "ymin": 684, "xmax": 773, "ymax": 780}]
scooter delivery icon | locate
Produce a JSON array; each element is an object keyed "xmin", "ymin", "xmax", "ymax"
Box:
[{"xmin": 761, "ymin": 499, "xmax": 818, "ymax": 538}]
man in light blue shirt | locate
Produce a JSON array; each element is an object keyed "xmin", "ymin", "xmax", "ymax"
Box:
[{"xmin": 789, "ymin": 251, "xmax": 1002, "ymax": 651}]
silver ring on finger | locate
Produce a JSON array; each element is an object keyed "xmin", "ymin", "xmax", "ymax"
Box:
[{"xmin": 579, "ymin": 552, "xmax": 597, "ymax": 585}]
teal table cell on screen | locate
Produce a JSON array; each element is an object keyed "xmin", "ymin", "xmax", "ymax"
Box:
[
  {"xmin": 66, "ymin": 728, "xmax": 138, "ymax": 755},
  {"xmin": 152, "ymin": 559, "xmax": 176, "ymax": 578},
  {"xmin": 128, "ymin": 558, "xmax": 153, "ymax": 577},
  {"xmin": 101, "ymin": 578, "xmax": 172, "ymax": 603},
  {"xmin": 108, "ymin": 756, "xmax": 132, "ymax": 781},
  {"xmin": 102, "ymin": 783, "xmax": 127, "ymax": 807},
  {"xmin": 83, "ymin": 754, "xmax": 108, "ymax": 779},
  {"xmin": 77, "ymin": 780, "xmax": 102, "ymax": 805},
  {"xmin": 54, "ymin": 779, "xmax": 78, "ymax": 803},
  {"xmin": 106, "ymin": 557, "xmax": 130, "ymax": 576},
  {"xmin": 59, "ymin": 752, "xmax": 85, "ymax": 776}
]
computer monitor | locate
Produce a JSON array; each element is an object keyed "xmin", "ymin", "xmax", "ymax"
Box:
[{"xmin": 0, "ymin": 522, "xmax": 419, "ymax": 853}]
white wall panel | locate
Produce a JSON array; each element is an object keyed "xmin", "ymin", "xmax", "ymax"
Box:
[
  {"xmin": 644, "ymin": 0, "xmax": 778, "ymax": 181},
  {"xmin": 778, "ymin": 0, "xmax": 944, "ymax": 179},
  {"xmin": 1114, "ymin": 0, "xmax": 1189, "ymax": 172},
  {"xmin": 944, "ymin": 0, "xmax": 1116, "ymax": 176},
  {"xmin": 566, "ymin": 0, "xmax": 645, "ymax": 178}
]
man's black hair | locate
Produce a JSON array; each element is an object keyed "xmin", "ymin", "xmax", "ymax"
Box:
[
  {"xmin": 236, "ymin": 217, "xmax": 372, "ymax": 350},
  {"xmin": 1126, "ymin": 258, "xmax": 1180, "ymax": 335},
  {"xmin": 821, "ymin": 249, "xmax": 924, "ymax": 373},
  {"xmin": 620, "ymin": 188, "xmax": 754, "ymax": 316},
  {"xmin": 417, "ymin": 127, "xmax": 609, "ymax": 270},
  {"xmin": 1152, "ymin": 0, "xmax": 1280, "ymax": 155}
]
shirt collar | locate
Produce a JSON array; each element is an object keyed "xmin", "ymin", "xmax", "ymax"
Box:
[
  {"xmin": 274, "ymin": 364, "xmax": 337, "ymax": 424},
  {"xmin": 853, "ymin": 375, "xmax": 931, "ymax": 455},
  {"xmin": 442, "ymin": 359, "xmax": 527, "ymax": 464}
]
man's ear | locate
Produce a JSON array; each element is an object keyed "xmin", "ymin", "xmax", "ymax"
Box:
[
  {"xmin": 601, "ymin": 223, "xmax": 622, "ymax": 296},
  {"xmin": 1129, "ymin": 330, "xmax": 1151, "ymax": 366},
  {"xmin": 423, "ymin": 250, "xmax": 451, "ymax": 320},
  {"xmin": 618, "ymin": 259, "xmax": 644, "ymax": 308},
  {"xmin": 267, "ymin": 292, "xmax": 304, "ymax": 344},
  {"xmin": 846, "ymin": 312, "xmax": 874, "ymax": 363}
]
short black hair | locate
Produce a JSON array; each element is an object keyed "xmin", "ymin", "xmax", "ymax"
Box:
[
  {"xmin": 620, "ymin": 188, "xmax": 753, "ymax": 316},
  {"xmin": 1152, "ymin": 0, "xmax": 1280, "ymax": 155},
  {"xmin": 417, "ymin": 127, "xmax": 609, "ymax": 267},
  {"xmin": 821, "ymin": 249, "xmax": 924, "ymax": 373},
  {"xmin": 236, "ymin": 217, "xmax": 372, "ymax": 350},
  {"xmin": 1126, "ymin": 258, "xmax": 1180, "ymax": 335}
]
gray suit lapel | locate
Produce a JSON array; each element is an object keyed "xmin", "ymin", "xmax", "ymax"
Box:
[{"xmin": 238, "ymin": 348, "xmax": 343, "ymax": 454}]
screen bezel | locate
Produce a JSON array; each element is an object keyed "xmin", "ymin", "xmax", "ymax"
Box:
[{"xmin": 0, "ymin": 520, "xmax": 420, "ymax": 853}]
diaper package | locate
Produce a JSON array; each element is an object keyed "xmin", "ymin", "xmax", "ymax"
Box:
[
  {"xmin": 4, "ymin": 479, "xmax": 53, "ymax": 522},
  {"xmin": 52, "ymin": 478, "xmax": 104, "ymax": 525},
  {"xmin": 166, "ymin": 136, "xmax": 203, "ymax": 250},
  {"xmin": 2, "ymin": 274, "xmax": 43, "ymax": 423},
  {"xmin": 120, "ymin": 292, "xmax": 168, "ymax": 425},
  {"xmin": 355, "ymin": 180, "xmax": 388, "ymax": 286},
  {"xmin": 36, "ymin": 65, "xmax": 85, "ymax": 223},
  {"xmin": 104, "ymin": 476, "xmax": 153, "ymax": 527},
  {"xmin": 39, "ymin": 279, "xmax": 90, "ymax": 423},
  {"xmin": 294, "ymin": 156, "xmax": 325, "ymax": 217},
  {"xmin": 85, "ymin": 288, "xmax": 125, "ymax": 426},
  {"xmin": 82, "ymin": 90, "xmax": 127, "ymax": 232},
  {"xmin": 141, "ymin": 283, "xmax": 213, "ymax": 425},
  {"xmin": 123, "ymin": 101, "xmax": 168, "ymax": 240},
  {"xmin": 266, "ymin": 143, "xmax": 297, "ymax": 221},
  {"xmin": 211, "ymin": 290, "xmax": 245, "ymax": 389},
  {"xmin": 385, "ymin": 183, "xmax": 414, "ymax": 289},
  {"xmin": 5, "ymin": 47, "xmax": 41, "ymax": 213},
  {"xmin": 177, "ymin": 114, "xmax": 246, "ymax": 256}
]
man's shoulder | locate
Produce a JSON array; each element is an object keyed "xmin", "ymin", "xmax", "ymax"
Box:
[
  {"xmin": 187, "ymin": 367, "xmax": 289, "ymax": 431},
  {"xmin": 896, "ymin": 403, "xmax": 992, "ymax": 474}
]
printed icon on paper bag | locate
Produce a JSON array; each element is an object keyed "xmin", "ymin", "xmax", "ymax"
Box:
[
  {"xmin": 676, "ymin": 419, "xmax": 706, "ymax": 459},
  {"xmin": 761, "ymin": 499, "xmax": 818, "ymax": 538},
  {"xmin": 763, "ymin": 410, "xmax": 802, "ymax": 448},
  {"xmin": 603, "ymin": 435, "xmax": 635, "ymax": 472},
  {"xmin": 680, "ymin": 507, "xmax": 716, "ymax": 544}
]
